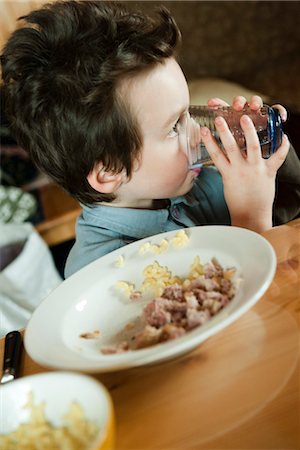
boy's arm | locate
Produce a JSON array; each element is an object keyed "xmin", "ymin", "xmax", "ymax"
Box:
[
  {"xmin": 274, "ymin": 143, "xmax": 300, "ymax": 225},
  {"xmin": 200, "ymin": 96, "xmax": 290, "ymax": 233}
]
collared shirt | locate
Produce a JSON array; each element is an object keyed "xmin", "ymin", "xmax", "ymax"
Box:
[{"xmin": 65, "ymin": 167, "xmax": 230, "ymax": 278}]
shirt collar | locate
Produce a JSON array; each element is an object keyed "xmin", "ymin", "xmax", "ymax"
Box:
[
  {"xmin": 82, "ymin": 191, "xmax": 196, "ymax": 239},
  {"xmin": 82, "ymin": 203, "xmax": 169, "ymax": 239},
  {"xmin": 170, "ymin": 189, "xmax": 198, "ymax": 207}
]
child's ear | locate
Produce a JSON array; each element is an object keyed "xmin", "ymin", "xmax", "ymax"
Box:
[{"xmin": 87, "ymin": 162, "xmax": 125, "ymax": 194}]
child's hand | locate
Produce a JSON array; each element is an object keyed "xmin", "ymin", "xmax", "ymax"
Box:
[
  {"xmin": 207, "ymin": 95, "xmax": 288, "ymax": 122},
  {"xmin": 201, "ymin": 96, "xmax": 290, "ymax": 233}
]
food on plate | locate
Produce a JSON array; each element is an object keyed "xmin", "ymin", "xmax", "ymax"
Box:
[
  {"xmin": 0, "ymin": 392, "xmax": 99, "ymax": 450},
  {"xmin": 170, "ymin": 229, "xmax": 189, "ymax": 247},
  {"xmin": 115, "ymin": 260, "xmax": 182, "ymax": 299},
  {"xmin": 114, "ymin": 254, "xmax": 125, "ymax": 267},
  {"xmin": 138, "ymin": 230, "xmax": 188, "ymax": 255},
  {"xmin": 80, "ymin": 330, "xmax": 101, "ymax": 339},
  {"xmin": 115, "ymin": 280, "xmax": 136, "ymax": 297},
  {"xmin": 101, "ymin": 256, "xmax": 239, "ymax": 353}
]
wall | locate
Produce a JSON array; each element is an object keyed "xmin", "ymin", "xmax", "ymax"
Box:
[
  {"xmin": 1, "ymin": 1, "xmax": 300, "ymax": 111},
  {"xmin": 122, "ymin": 1, "xmax": 300, "ymax": 112},
  {"xmin": 0, "ymin": 1, "xmax": 48, "ymax": 46}
]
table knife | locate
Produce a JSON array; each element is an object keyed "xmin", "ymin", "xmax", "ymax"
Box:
[{"xmin": 0, "ymin": 331, "xmax": 22, "ymax": 384}]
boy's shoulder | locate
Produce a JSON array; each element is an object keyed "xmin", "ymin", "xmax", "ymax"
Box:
[
  {"xmin": 64, "ymin": 204, "xmax": 168, "ymax": 278},
  {"xmin": 64, "ymin": 226, "xmax": 127, "ymax": 278},
  {"xmin": 274, "ymin": 144, "xmax": 300, "ymax": 224}
]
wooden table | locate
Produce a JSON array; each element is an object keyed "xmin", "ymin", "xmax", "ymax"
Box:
[{"xmin": 1, "ymin": 219, "xmax": 299, "ymax": 449}]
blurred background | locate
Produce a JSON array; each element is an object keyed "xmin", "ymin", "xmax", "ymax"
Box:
[
  {"xmin": 0, "ymin": 0, "xmax": 300, "ymax": 277},
  {"xmin": 1, "ymin": 1, "xmax": 299, "ymax": 108}
]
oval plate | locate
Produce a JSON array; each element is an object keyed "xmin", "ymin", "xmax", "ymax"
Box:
[{"xmin": 25, "ymin": 226, "xmax": 276, "ymax": 373}]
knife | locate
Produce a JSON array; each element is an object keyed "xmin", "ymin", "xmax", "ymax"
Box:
[{"xmin": 0, "ymin": 331, "xmax": 22, "ymax": 384}]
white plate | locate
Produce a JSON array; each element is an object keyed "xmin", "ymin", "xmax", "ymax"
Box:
[{"xmin": 25, "ymin": 226, "xmax": 276, "ymax": 373}]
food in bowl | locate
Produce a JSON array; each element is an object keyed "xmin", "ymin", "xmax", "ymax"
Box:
[
  {"xmin": 0, "ymin": 372, "xmax": 114, "ymax": 450},
  {"xmin": 0, "ymin": 392, "xmax": 98, "ymax": 449}
]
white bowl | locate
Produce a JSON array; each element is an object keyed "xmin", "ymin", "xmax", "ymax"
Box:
[{"xmin": 0, "ymin": 371, "xmax": 115, "ymax": 449}]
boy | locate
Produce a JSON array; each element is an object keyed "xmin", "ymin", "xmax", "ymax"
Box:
[{"xmin": 0, "ymin": 1, "xmax": 293, "ymax": 278}]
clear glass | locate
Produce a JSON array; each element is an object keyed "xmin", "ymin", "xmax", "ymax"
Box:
[{"xmin": 184, "ymin": 105, "xmax": 283, "ymax": 169}]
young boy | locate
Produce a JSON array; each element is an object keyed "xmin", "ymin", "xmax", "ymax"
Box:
[{"xmin": 0, "ymin": 1, "xmax": 293, "ymax": 278}]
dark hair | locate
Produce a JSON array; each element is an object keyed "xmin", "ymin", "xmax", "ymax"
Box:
[{"xmin": 1, "ymin": 1, "xmax": 181, "ymax": 204}]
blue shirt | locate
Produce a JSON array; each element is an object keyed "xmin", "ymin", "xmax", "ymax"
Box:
[{"xmin": 65, "ymin": 167, "xmax": 230, "ymax": 278}]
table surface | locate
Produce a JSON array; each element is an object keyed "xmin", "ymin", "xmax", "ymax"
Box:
[{"xmin": 1, "ymin": 219, "xmax": 300, "ymax": 450}]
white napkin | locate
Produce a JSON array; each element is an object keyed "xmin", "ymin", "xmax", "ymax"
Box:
[{"xmin": 0, "ymin": 223, "xmax": 62, "ymax": 337}]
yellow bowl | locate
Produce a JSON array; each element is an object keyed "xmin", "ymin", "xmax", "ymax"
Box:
[{"xmin": 0, "ymin": 371, "xmax": 115, "ymax": 450}]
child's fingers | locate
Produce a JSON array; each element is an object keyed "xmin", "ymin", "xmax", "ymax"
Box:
[
  {"xmin": 213, "ymin": 116, "xmax": 244, "ymax": 163},
  {"xmin": 248, "ymin": 95, "xmax": 263, "ymax": 110},
  {"xmin": 271, "ymin": 104, "xmax": 288, "ymax": 122},
  {"xmin": 207, "ymin": 97, "xmax": 229, "ymax": 108},
  {"xmin": 200, "ymin": 127, "xmax": 229, "ymax": 172},
  {"xmin": 266, "ymin": 134, "xmax": 290, "ymax": 172},
  {"xmin": 232, "ymin": 96, "xmax": 247, "ymax": 111},
  {"xmin": 232, "ymin": 95, "xmax": 263, "ymax": 111},
  {"xmin": 208, "ymin": 95, "xmax": 265, "ymax": 112},
  {"xmin": 239, "ymin": 115, "xmax": 262, "ymax": 164}
]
